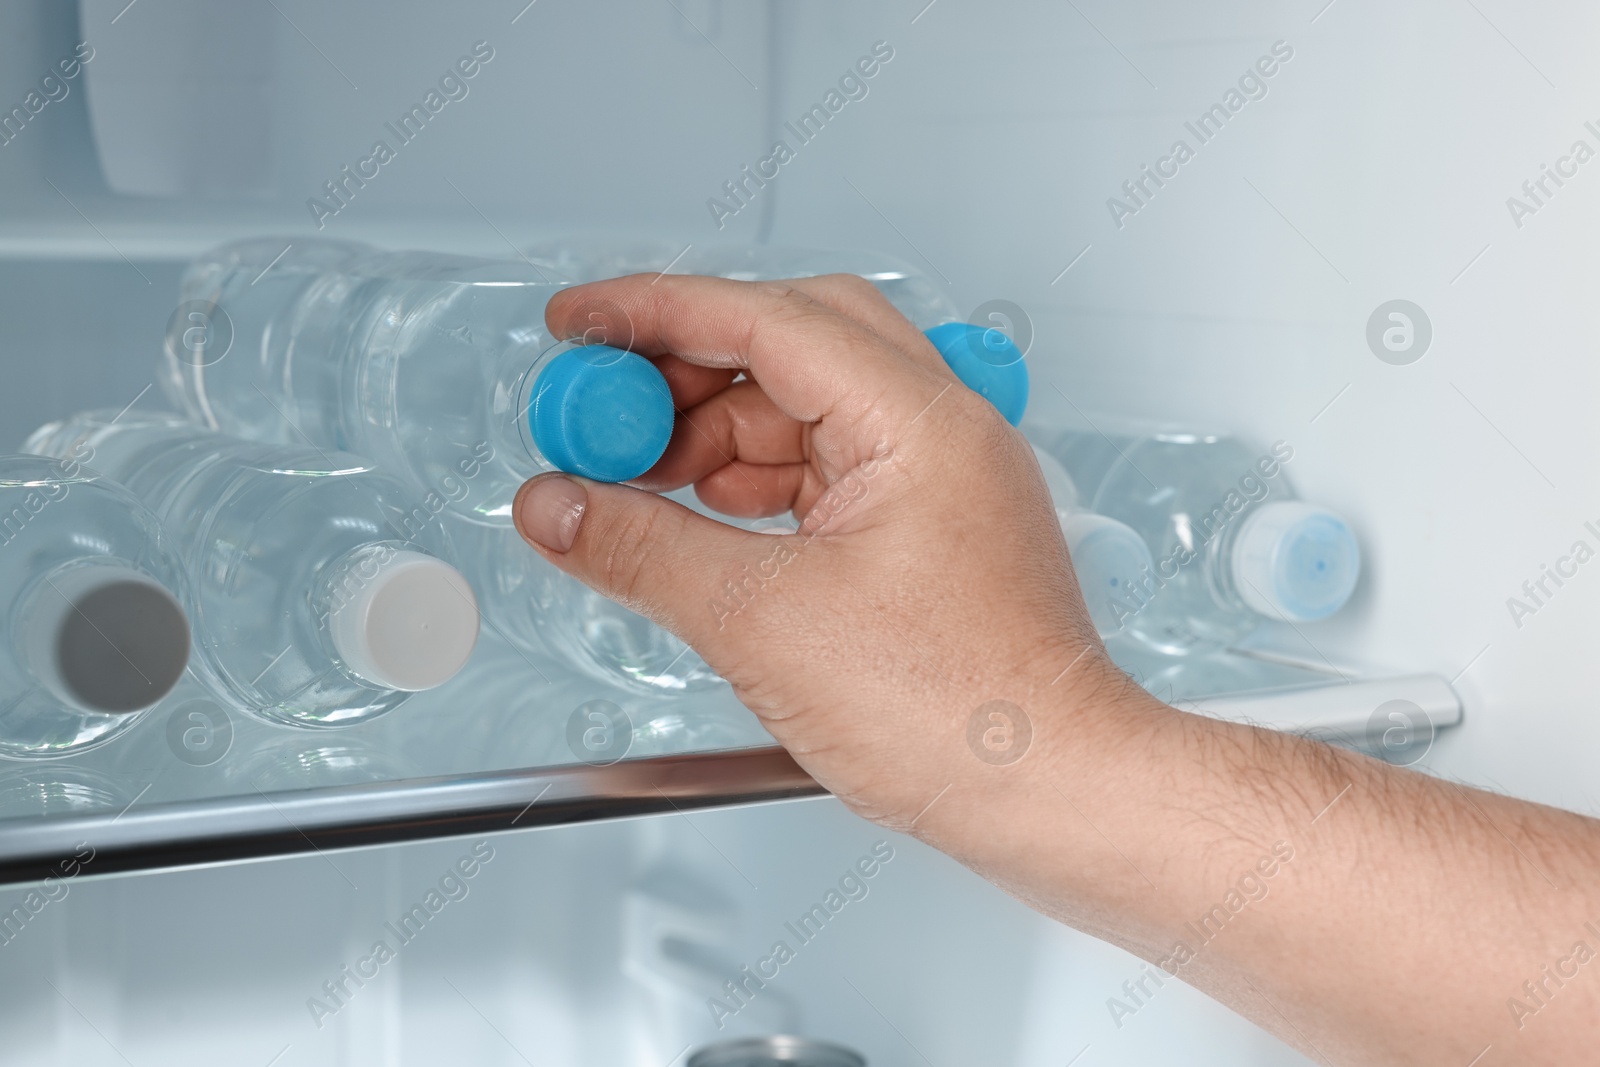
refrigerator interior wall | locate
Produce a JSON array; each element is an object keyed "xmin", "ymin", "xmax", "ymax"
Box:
[
  {"xmin": 0, "ymin": 0, "xmax": 1596, "ymax": 1063},
  {"xmin": 755, "ymin": 0, "xmax": 1600, "ymax": 813},
  {"xmin": 0, "ymin": 798, "xmax": 1313, "ymax": 1067},
  {"xmin": 3, "ymin": 0, "xmax": 1588, "ymax": 808}
]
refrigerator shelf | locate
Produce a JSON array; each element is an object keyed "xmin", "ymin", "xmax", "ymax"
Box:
[{"xmin": 0, "ymin": 744, "xmax": 824, "ymax": 889}]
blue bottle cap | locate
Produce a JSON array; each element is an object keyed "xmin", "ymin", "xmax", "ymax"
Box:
[
  {"xmin": 529, "ymin": 345, "xmax": 674, "ymax": 483},
  {"xmin": 923, "ymin": 323, "xmax": 1030, "ymax": 426}
]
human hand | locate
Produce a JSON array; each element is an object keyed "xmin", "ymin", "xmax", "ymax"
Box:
[
  {"xmin": 514, "ymin": 273, "xmax": 1158, "ymax": 831},
  {"xmin": 515, "ymin": 276, "xmax": 1600, "ymax": 1067}
]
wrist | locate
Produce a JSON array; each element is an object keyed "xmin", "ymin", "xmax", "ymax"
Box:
[{"xmin": 905, "ymin": 649, "xmax": 1173, "ymax": 885}]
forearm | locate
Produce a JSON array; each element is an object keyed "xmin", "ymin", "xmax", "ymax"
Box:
[
  {"xmin": 525, "ymin": 273, "xmax": 1600, "ymax": 1062},
  {"xmin": 913, "ymin": 671, "xmax": 1600, "ymax": 1065}
]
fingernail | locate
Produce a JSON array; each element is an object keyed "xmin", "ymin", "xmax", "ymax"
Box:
[{"xmin": 515, "ymin": 475, "xmax": 587, "ymax": 553}]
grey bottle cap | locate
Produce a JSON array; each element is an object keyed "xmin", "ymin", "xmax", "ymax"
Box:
[
  {"xmin": 30, "ymin": 567, "xmax": 190, "ymax": 713},
  {"xmin": 688, "ymin": 1037, "xmax": 866, "ymax": 1067}
]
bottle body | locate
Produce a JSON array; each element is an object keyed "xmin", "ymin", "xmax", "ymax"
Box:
[
  {"xmin": 166, "ymin": 238, "xmax": 574, "ymax": 525},
  {"xmin": 0, "ymin": 454, "xmax": 192, "ymax": 757},
  {"xmin": 1104, "ymin": 634, "xmax": 1336, "ymax": 704},
  {"xmin": 403, "ymin": 642, "xmax": 772, "ymax": 774},
  {"xmin": 507, "ymin": 241, "xmax": 964, "ymax": 684},
  {"xmin": 24, "ymin": 414, "xmax": 478, "ymax": 727},
  {"xmin": 452, "ymin": 505, "xmax": 792, "ymax": 695},
  {"xmin": 1044, "ymin": 430, "xmax": 1359, "ymax": 655},
  {"xmin": 524, "ymin": 239, "xmax": 962, "ymax": 329},
  {"xmin": 1028, "ymin": 445, "xmax": 1155, "ymax": 639},
  {"xmin": 683, "ymin": 245, "xmax": 961, "ymax": 329}
]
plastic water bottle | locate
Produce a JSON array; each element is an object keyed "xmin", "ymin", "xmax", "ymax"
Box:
[
  {"xmin": 510, "ymin": 240, "xmax": 1029, "ymax": 689},
  {"xmin": 24, "ymin": 412, "xmax": 480, "ymax": 726},
  {"xmin": 1041, "ymin": 429, "xmax": 1361, "ymax": 655},
  {"xmin": 525, "ymin": 239, "xmax": 959, "ymax": 329},
  {"xmin": 451, "ymin": 502, "xmax": 794, "ymax": 694},
  {"xmin": 525, "ymin": 241, "xmax": 1026, "ymax": 420},
  {"xmin": 161, "ymin": 238, "xmax": 676, "ymax": 525},
  {"xmin": 679, "ymin": 245, "xmax": 962, "ymax": 330},
  {"xmin": 523, "ymin": 237, "xmax": 688, "ymax": 284},
  {"xmin": 1105, "ymin": 633, "xmax": 1334, "ymax": 703},
  {"xmin": 686, "ymin": 248, "xmax": 1034, "ymax": 421},
  {"xmin": 396, "ymin": 642, "xmax": 773, "ymax": 771},
  {"xmin": 0, "ymin": 454, "xmax": 192, "ymax": 758},
  {"xmin": 523, "ymin": 240, "xmax": 964, "ymax": 332},
  {"xmin": 1027, "ymin": 445, "xmax": 1155, "ymax": 638}
]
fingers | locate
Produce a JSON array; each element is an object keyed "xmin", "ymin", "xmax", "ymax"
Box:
[
  {"xmin": 639, "ymin": 379, "xmax": 805, "ymax": 492},
  {"xmin": 546, "ymin": 274, "xmax": 951, "ymax": 431},
  {"xmin": 693, "ymin": 460, "xmax": 813, "ymax": 519},
  {"xmin": 778, "ymin": 273, "xmax": 947, "ymax": 373},
  {"xmin": 654, "ymin": 353, "xmax": 739, "ymax": 411},
  {"xmin": 513, "ymin": 473, "xmax": 759, "ymax": 651}
]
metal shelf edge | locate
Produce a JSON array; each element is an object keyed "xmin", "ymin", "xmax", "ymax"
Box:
[{"xmin": 0, "ymin": 746, "xmax": 827, "ymax": 889}]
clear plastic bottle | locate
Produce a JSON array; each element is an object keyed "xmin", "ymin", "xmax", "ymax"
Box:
[
  {"xmin": 162, "ymin": 238, "xmax": 676, "ymax": 525},
  {"xmin": 400, "ymin": 640, "xmax": 772, "ymax": 771},
  {"xmin": 1043, "ymin": 430, "xmax": 1361, "ymax": 655},
  {"xmin": 696, "ymin": 247, "xmax": 1036, "ymax": 425},
  {"xmin": 1104, "ymin": 633, "xmax": 1336, "ymax": 703},
  {"xmin": 502, "ymin": 241, "xmax": 1014, "ymax": 690},
  {"xmin": 679, "ymin": 245, "xmax": 962, "ymax": 330},
  {"xmin": 521, "ymin": 239, "xmax": 964, "ymax": 332},
  {"xmin": 1028, "ymin": 445, "xmax": 1155, "ymax": 638},
  {"xmin": 0, "ymin": 765, "xmax": 139, "ymax": 817},
  {"xmin": 24, "ymin": 413, "xmax": 480, "ymax": 727},
  {"xmin": 451, "ymin": 503, "xmax": 794, "ymax": 694},
  {"xmin": 0, "ymin": 454, "xmax": 192, "ymax": 758},
  {"xmin": 523, "ymin": 237, "xmax": 689, "ymax": 285}
]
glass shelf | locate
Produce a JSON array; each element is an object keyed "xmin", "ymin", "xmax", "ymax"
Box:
[{"xmin": 0, "ymin": 629, "xmax": 820, "ymax": 888}]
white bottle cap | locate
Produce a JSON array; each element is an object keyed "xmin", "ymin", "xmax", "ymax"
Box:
[
  {"xmin": 22, "ymin": 565, "xmax": 190, "ymax": 713},
  {"xmin": 1060, "ymin": 513, "xmax": 1154, "ymax": 637},
  {"xmin": 1230, "ymin": 502, "xmax": 1361, "ymax": 622},
  {"xmin": 328, "ymin": 551, "xmax": 479, "ymax": 691}
]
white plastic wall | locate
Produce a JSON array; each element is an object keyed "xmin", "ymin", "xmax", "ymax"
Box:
[{"xmin": 0, "ymin": 799, "xmax": 1313, "ymax": 1067}]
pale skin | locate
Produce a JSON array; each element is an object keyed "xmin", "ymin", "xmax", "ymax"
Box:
[{"xmin": 513, "ymin": 273, "xmax": 1600, "ymax": 1066}]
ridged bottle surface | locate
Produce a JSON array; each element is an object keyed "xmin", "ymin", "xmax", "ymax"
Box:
[
  {"xmin": 0, "ymin": 453, "xmax": 192, "ymax": 757},
  {"xmin": 25, "ymin": 413, "xmax": 477, "ymax": 726}
]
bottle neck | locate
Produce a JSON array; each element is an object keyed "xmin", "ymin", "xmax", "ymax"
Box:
[
  {"xmin": 1203, "ymin": 512, "xmax": 1257, "ymax": 616},
  {"xmin": 490, "ymin": 343, "xmax": 550, "ymax": 477}
]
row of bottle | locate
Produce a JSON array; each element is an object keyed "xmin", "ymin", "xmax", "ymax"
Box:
[
  {"xmin": 0, "ymin": 240, "xmax": 1019, "ymax": 755},
  {"xmin": 163, "ymin": 239, "xmax": 1201, "ymax": 679},
  {"xmin": 147, "ymin": 238, "xmax": 1028, "ymax": 703},
  {"xmin": 516, "ymin": 238, "xmax": 1363, "ymax": 659},
  {"xmin": 0, "ymin": 423, "xmax": 758, "ymax": 761},
  {"xmin": 0, "ymin": 236, "xmax": 1363, "ymax": 759}
]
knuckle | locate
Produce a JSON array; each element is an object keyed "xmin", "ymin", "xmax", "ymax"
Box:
[
  {"xmin": 746, "ymin": 285, "xmax": 831, "ymax": 348},
  {"xmin": 822, "ymin": 272, "xmax": 881, "ymax": 302},
  {"xmin": 948, "ymin": 384, "xmax": 1015, "ymax": 446},
  {"xmin": 748, "ymin": 279, "xmax": 807, "ymax": 302}
]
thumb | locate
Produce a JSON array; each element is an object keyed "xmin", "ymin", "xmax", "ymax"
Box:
[{"xmin": 512, "ymin": 472, "xmax": 755, "ymax": 650}]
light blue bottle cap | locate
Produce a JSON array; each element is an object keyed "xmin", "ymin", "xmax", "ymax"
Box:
[
  {"xmin": 530, "ymin": 345, "xmax": 674, "ymax": 483},
  {"xmin": 1231, "ymin": 502, "xmax": 1361, "ymax": 622},
  {"xmin": 923, "ymin": 323, "xmax": 1029, "ymax": 426}
]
